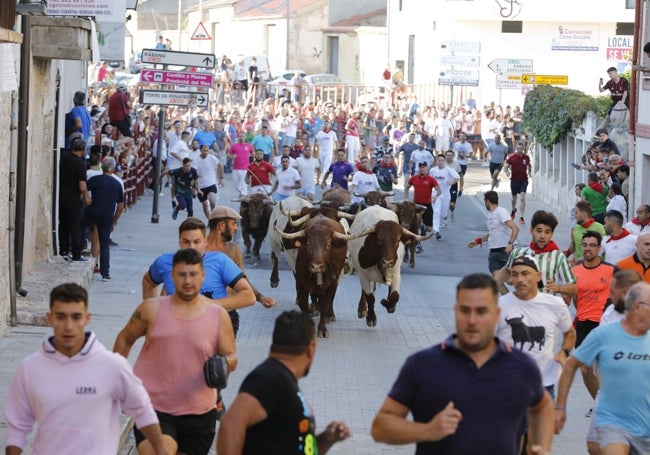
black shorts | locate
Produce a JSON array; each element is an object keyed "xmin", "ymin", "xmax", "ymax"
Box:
[
  {"xmin": 238, "ymin": 80, "xmax": 248, "ymax": 91},
  {"xmin": 421, "ymin": 203, "xmax": 433, "ymax": 227},
  {"xmin": 134, "ymin": 408, "xmax": 217, "ymax": 455},
  {"xmin": 198, "ymin": 185, "xmax": 217, "ymax": 202},
  {"xmin": 489, "ymin": 162, "xmax": 502, "ymax": 176},
  {"xmin": 449, "ymin": 183, "xmax": 458, "ymax": 203},
  {"xmin": 510, "ymin": 179, "xmax": 528, "ymax": 196},
  {"xmin": 459, "ymin": 164, "xmax": 467, "ymax": 175},
  {"xmin": 110, "ymin": 119, "xmax": 132, "ymax": 138},
  {"xmin": 575, "ymin": 319, "xmax": 600, "ymax": 347},
  {"xmin": 488, "ymin": 248, "xmax": 509, "ymax": 272}
]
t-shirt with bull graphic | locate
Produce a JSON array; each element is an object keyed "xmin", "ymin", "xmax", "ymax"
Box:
[{"xmin": 496, "ymin": 292, "xmax": 573, "ymax": 387}]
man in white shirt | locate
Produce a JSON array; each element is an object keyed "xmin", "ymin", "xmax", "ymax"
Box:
[
  {"xmin": 434, "ymin": 111, "xmax": 454, "ymax": 152},
  {"xmin": 167, "ymin": 131, "xmax": 190, "ymax": 171},
  {"xmin": 409, "ymin": 139, "xmax": 435, "ymax": 170},
  {"xmin": 272, "ymin": 145, "xmax": 296, "ymax": 171},
  {"xmin": 195, "ymin": 144, "xmax": 223, "ymax": 218},
  {"xmin": 602, "ymin": 209, "xmax": 638, "ymax": 265},
  {"xmin": 315, "ymin": 121, "xmax": 338, "ymax": 182},
  {"xmin": 429, "ymin": 154, "xmax": 460, "ymax": 239},
  {"xmin": 167, "ymin": 120, "xmax": 184, "ymax": 151},
  {"xmin": 350, "ymin": 156, "xmax": 381, "ymax": 206},
  {"xmin": 294, "ymin": 146, "xmax": 320, "ymax": 201},
  {"xmin": 453, "ymin": 133, "xmax": 473, "ymax": 195},
  {"xmin": 271, "ymin": 155, "xmax": 301, "ymax": 202}
]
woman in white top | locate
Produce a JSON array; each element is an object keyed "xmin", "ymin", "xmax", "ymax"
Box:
[{"xmin": 606, "ymin": 182, "xmax": 627, "ymax": 221}]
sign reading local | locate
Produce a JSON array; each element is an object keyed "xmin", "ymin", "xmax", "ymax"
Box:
[
  {"xmin": 140, "ymin": 69, "xmax": 214, "ymax": 88},
  {"xmin": 140, "ymin": 90, "xmax": 209, "ymax": 107},
  {"xmin": 141, "ymin": 49, "xmax": 216, "ymax": 68},
  {"xmin": 521, "ymin": 74, "xmax": 569, "ymax": 85},
  {"xmin": 488, "ymin": 59, "xmax": 533, "ymax": 74},
  {"xmin": 46, "ymin": 0, "xmax": 126, "ymax": 21}
]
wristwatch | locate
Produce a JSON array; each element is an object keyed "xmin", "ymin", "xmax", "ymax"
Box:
[{"xmin": 562, "ymin": 349, "xmax": 571, "ymax": 357}]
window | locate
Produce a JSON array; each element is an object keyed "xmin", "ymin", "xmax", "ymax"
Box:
[
  {"xmin": 626, "ymin": 0, "xmax": 635, "ymax": 9},
  {"xmin": 616, "ymin": 22, "xmax": 634, "ymax": 35},
  {"xmin": 502, "ymin": 21, "xmax": 523, "ymax": 34}
]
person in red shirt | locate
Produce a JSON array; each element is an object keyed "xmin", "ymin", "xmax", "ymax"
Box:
[
  {"xmin": 405, "ymin": 162, "xmax": 442, "ymax": 248},
  {"xmin": 503, "ymin": 141, "xmax": 532, "ymax": 224},
  {"xmin": 246, "ymin": 149, "xmax": 276, "ymax": 196},
  {"xmin": 107, "ymin": 83, "xmax": 132, "ymax": 138}
]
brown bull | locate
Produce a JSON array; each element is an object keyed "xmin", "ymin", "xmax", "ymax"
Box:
[
  {"xmin": 390, "ymin": 201, "xmax": 426, "ymax": 268},
  {"xmin": 317, "ymin": 183, "xmax": 350, "ymax": 209},
  {"xmin": 276, "ymin": 214, "xmax": 372, "ymax": 338},
  {"xmin": 353, "ymin": 190, "xmax": 395, "ymax": 208},
  {"xmin": 233, "ymin": 194, "xmax": 274, "ymax": 260}
]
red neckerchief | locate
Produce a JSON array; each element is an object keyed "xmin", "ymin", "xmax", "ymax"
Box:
[
  {"xmin": 588, "ymin": 181, "xmax": 604, "ymax": 194},
  {"xmin": 630, "ymin": 217, "xmax": 650, "ymax": 227},
  {"xmin": 529, "ymin": 240, "xmax": 560, "ymax": 254},
  {"xmin": 581, "ymin": 218, "xmax": 596, "ymax": 229},
  {"xmin": 380, "ymin": 161, "xmax": 393, "ymax": 169},
  {"xmin": 606, "ymin": 229, "xmax": 631, "ymax": 243},
  {"xmin": 355, "ymin": 162, "xmax": 372, "ymax": 174}
]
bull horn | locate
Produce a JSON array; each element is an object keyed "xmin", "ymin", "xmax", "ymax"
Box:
[
  {"xmin": 274, "ymin": 226, "xmax": 306, "ymax": 239},
  {"xmin": 393, "ymin": 200, "xmax": 403, "ymax": 206},
  {"xmin": 312, "ymin": 198, "xmax": 323, "ymax": 205},
  {"xmin": 231, "ymin": 197, "xmax": 249, "ymax": 203},
  {"xmin": 333, "ymin": 226, "xmax": 376, "ymax": 240},
  {"xmin": 353, "ymin": 192, "xmax": 364, "ymax": 197},
  {"xmin": 401, "ymin": 226, "xmax": 434, "ymax": 241},
  {"xmin": 279, "ymin": 202, "xmax": 303, "ymax": 217},
  {"xmin": 288, "ymin": 214, "xmax": 311, "ymax": 227},
  {"xmin": 319, "ymin": 200, "xmax": 331, "ymax": 206},
  {"xmin": 263, "ymin": 199, "xmax": 276, "ymax": 205},
  {"xmin": 381, "ymin": 191, "xmax": 395, "ymax": 196},
  {"xmin": 337, "ymin": 211, "xmax": 356, "ymax": 220},
  {"xmin": 415, "ymin": 204, "xmax": 427, "ymax": 211},
  {"xmin": 339, "ymin": 204, "xmax": 350, "ymax": 211}
]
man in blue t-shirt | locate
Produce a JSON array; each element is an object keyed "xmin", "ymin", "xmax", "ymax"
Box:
[
  {"xmin": 372, "ymin": 273, "xmax": 554, "ymax": 455},
  {"xmin": 555, "ymin": 281, "xmax": 650, "ymax": 454},
  {"xmin": 65, "ymin": 91, "xmax": 92, "ymax": 148},
  {"xmin": 320, "ymin": 149, "xmax": 354, "ymax": 190}
]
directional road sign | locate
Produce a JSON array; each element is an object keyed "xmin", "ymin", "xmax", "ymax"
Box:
[
  {"xmin": 439, "ymin": 69, "xmax": 479, "ymax": 87},
  {"xmin": 141, "ymin": 49, "xmax": 216, "ymax": 68},
  {"xmin": 496, "ymin": 74, "xmax": 523, "ymax": 90},
  {"xmin": 139, "ymin": 90, "xmax": 209, "ymax": 107},
  {"xmin": 140, "ymin": 69, "xmax": 214, "ymax": 88},
  {"xmin": 488, "ymin": 58, "xmax": 533, "ymax": 74},
  {"xmin": 440, "ymin": 41, "xmax": 481, "ymax": 54},
  {"xmin": 521, "ymin": 74, "xmax": 569, "ymax": 85},
  {"xmin": 440, "ymin": 55, "xmax": 480, "ymax": 68}
]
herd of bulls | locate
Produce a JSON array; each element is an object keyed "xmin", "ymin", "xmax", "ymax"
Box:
[{"xmin": 233, "ymin": 186, "xmax": 433, "ymax": 338}]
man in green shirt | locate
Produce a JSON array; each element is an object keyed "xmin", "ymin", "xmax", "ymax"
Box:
[{"xmin": 580, "ymin": 172, "xmax": 608, "ymax": 224}]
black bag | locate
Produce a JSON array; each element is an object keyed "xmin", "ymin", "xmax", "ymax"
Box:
[{"xmin": 204, "ymin": 354, "xmax": 229, "ymax": 389}]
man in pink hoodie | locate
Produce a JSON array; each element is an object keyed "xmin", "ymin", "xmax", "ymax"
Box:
[{"xmin": 4, "ymin": 283, "xmax": 168, "ymax": 455}]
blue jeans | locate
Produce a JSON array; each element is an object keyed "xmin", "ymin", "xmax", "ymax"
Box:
[{"xmin": 175, "ymin": 192, "xmax": 194, "ymax": 217}]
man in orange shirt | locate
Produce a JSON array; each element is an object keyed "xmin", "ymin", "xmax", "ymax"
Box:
[
  {"xmin": 570, "ymin": 231, "xmax": 617, "ymax": 399},
  {"xmin": 617, "ymin": 232, "xmax": 650, "ymax": 283}
]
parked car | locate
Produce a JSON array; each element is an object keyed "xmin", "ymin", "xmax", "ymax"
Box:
[
  {"xmin": 267, "ymin": 69, "xmax": 306, "ymax": 97},
  {"xmin": 304, "ymin": 73, "xmax": 342, "ymax": 100}
]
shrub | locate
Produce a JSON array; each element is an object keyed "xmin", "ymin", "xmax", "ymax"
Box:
[{"xmin": 522, "ymin": 86, "xmax": 611, "ymax": 150}]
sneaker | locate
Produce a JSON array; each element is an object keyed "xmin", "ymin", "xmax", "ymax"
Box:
[
  {"xmin": 145, "ymin": 188, "xmax": 154, "ymax": 195},
  {"xmin": 481, "ymin": 162, "xmax": 490, "ymax": 167},
  {"xmin": 519, "ymin": 217, "xmax": 525, "ymax": 225},
  {"xmin": 451, "ymin": 212, "xmax": 455, "ymax": 223},
  {"xmin": 108, "ymin": 239, "xmax": 119, "ymax": 247},
  {"xmin": 101, "ymin": 275, "xmax": 111, "ymax": 282},
  {"xmin": 458, "ymin": 191, "xmax": 462, "ymax": 197},
  {"xmin": 164, "ymin": 181, "xmax": 170, "ymax": 188},
  {"xmin": 60, "ymin": 251, "xmax": 72, "ymax": 260},
  {"xmin": 511, "ymin": 208, "xmax": 517, "ymax": 220},
  {"xmin": 72, "ymin": 256, "xmax": 89, "ymax": 262},
  {"xmin": 93, "ymin": 266, "xmax": 100, "ymax": 274},
  {"xmin": 216, "ymin": 394, "xmax": 227, "ymax": 421},
  {"xmin": 172, "ymin": 209, "xmax": 179, "ymax": 220},
  {"xmin": 416, "ymin": 243, "xmax": 423, "ymax": 254},
  {"xmin": 441, "ymin": 220, "xmax": 448, "ymax": 229},
  {"xmin": 158, "ymin": 192, "xmax": 165, "ymax": 197},
  {"xmin": 435, "ymin": 231, "xmax": 442, "ymax": 240}
]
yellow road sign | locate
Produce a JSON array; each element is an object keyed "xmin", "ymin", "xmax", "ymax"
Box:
[{"xmin": 521, "ymin": 74, "xmax": 568, "ymax": 85}]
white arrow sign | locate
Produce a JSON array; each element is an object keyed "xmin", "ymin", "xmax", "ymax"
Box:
[
  {"xmin": 440, "ymin": 41, "xmax": 481, "ymax": 54},
  {"xmin": 440, "ymin": 55, "xmax": 480, "ymax": 68},
  {"xmin": 141, "ymin": 49, "xmax": 216, "ymax": 68},
  {"xmin": 488, "ymin": 59, "xmax": 534, "ymax": 74},
  {"xmin": 139, "ymin": 90, "xmax": 209, "ymax": 107}
]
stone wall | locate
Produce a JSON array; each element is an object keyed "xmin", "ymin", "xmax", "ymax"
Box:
[{"xmin": 0, "ymin": 91, "xmax": 13, "ymax": 335}]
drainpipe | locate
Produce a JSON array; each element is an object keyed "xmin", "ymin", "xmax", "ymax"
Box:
[
  {"xmin": 11, "ymin": 15, "xmax": 31, "ymax": 326},
  {"xmin": 628, "ymin": 0, "xmax": 642, "ymax": 208}
]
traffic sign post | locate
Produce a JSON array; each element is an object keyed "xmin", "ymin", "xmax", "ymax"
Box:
[
  {"xmin": 191, "ymin": 21, "xmax": 211, "ymax": 41},
  {"xmin": 139, "ymin": 90, "xmax": 209, "ymax": 107},
  {"xmin": 521, "ymin": 74, "xmax": 569, "ymax": 85},
  {"xmin": 140, "ymin": 69, "xmax": 214, "ymax": 88},
  {"xmin": 141, "ymin": 49, "xmax": 216, "ymax": 68},
  {"xmin": 488, "ymin": 59, "xmax": 533, "ymax": 74}
]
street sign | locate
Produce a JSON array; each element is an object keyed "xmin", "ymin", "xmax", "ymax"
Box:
[
  {"xmin": 439, "ymin": 69, "xmax": 479, "ymax": 87},
  {"xmin": 139, "ymin": 90, "xmax": 209, "ymax": 107},
  {"xmin": 496, "ymin": 74, "xmax": 523, "ymax": 90},
  {"xmin": 191, "ymin": 22, "xmax": 211, "ymax": 41},
  {"xmin": 440, "ymin": 55, "xmax": 480, "ymax": 68},
  {"xmin": 140, "ymin": 69, "xmax": 214, "ymax": 88},
  {"xmin": 440, "ymin": 41, "xmax": 481, "ymax": 54},
  {"xmin": 141, "ymin": 49, "xmax": 216, "ymax": 68},
  {"xmin": 521, "ymin": 74, "xmax": 569, "ymax": 85},
  {"xmin": 488, "ymin": 58, "xmax": 534, "ymax": 74}
]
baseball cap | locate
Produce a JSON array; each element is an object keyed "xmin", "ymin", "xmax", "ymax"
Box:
[
  {"xmin": 209, "ymin": 206, "xmax": 242, "ymax": 220},
  {"xmin": 511, "ymin": 256, "xmax": 539, "ymax": 271},
  {"xmin": 418, "ymin": 161, "xmax": 428, "ymax": 167}
]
